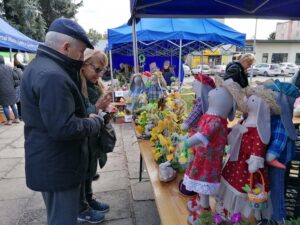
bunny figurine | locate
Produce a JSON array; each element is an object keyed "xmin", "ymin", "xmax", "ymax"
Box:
[
  {"xmin": 159, "ymin": 160, "xmax": 176, "ymax": 182},
  {"xmin": 263, "ymin": 80, "xmax": 300, "ymax": 224},
  {"xmin": 181, "ymin": 74, "xmax": 216, "ymax": 133},
  {"xmin": 127, "ymin": 73, "xmax": 146, "ymax": 113},
  {"xmin": 178, "ymin": 77, "xmax": 245, "ymax": 225},
  {"xmin": 217, "ymin": 87, "xmax": 280, "ymax": 220}
]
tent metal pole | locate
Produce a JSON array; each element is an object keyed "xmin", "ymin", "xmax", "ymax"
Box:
[
  {"xmin": 9, "ymin": 48, "xmax": 12, "ymax": 62},
  {"xmin": 178, "ymin": 39, "xmax": 182, "ymax": 90},
  {"xmin": 109, "ymin": 50, "xmax": 113, "ymax": 85},
  {"xmin": 132, "ymin": 17, "xmax": 139, "ymax": 74},
  {"xmin": 250, "ymin": 18, "xmax": 258, "ymax": 83}
]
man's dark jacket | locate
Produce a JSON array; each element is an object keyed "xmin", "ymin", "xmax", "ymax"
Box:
[
  {"xmin": 223, "ymin": 62, "xmax": 249, "ymax": 88},
  {"xmin": 21, "ymin": 45, "xmax": 102, "ymax": 192}
]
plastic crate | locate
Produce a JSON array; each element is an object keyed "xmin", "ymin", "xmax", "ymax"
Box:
[{"xmin": 285, "ymin": 127, "xmax": 300, "ymax": 219}]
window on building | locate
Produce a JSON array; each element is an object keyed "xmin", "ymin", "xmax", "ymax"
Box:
[
  {"xmin": 262, "ymin": 53, "xmax": 268, "ymax": 63},
  {"xmin": 271, "ymin": 53, "xmax": 288, "ymax": 63},
  {"xmin": 296, "ymin": 53, "xmax": 300, "ymax": 65}
]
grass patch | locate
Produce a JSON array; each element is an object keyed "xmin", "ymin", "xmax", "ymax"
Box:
[
  {"xmin": 181, "ymin": 87, "xmax": 193, "ymax": 94},
  {"xmin": 181, "ymin": 93, "xmax": 195, "ymax": 113}
]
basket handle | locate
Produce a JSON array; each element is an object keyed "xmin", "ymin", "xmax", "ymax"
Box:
[{"xmin": 249, "ymin": 169, "xmax": 266, "ymax": 192}]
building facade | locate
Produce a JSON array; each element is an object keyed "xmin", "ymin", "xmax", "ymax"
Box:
[
  {"xmin": 276, "ymin": 21, "xmax": 300, "ymax": 40},
  {"xmin": 244, "ymin": 40, "xmax": 300, "ymax": 65}
]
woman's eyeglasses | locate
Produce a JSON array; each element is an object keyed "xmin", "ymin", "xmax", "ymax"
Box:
[{"xmin": 87, "ymin": 64, "xmax": 106, "ymax": 74}]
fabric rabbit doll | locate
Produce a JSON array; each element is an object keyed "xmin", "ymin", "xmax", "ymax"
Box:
[
  {"xmin": 216, "ymin": 87, "xmax": 280, "ymax": 220},
  {"xmin": 146, "ymin": 72, "xmax": 167, "ymax": 103},
  {"xmin": 177, "ymin": 77, "xmax": 245, "ymax": 225},
  {"xmin": 262, "ymin": 80, "xmax": 300, "ymax": 224},
  {"xmin": 181, "ymin": 74, "xmax": 216, "ymax": 133},
  {"xmin": 127, "ymin": 73, "xmax": 146, "ymax": 113}
]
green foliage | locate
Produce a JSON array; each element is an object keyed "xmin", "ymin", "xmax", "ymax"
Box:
[
  {"xmin": 0, "ymin": 0, "xmax": 83, "ymax": 41},
  {"xmin": 198, "ymin": 211, "xmax": 252, "ymax": 225},
  {"xmin": 199, "ymin": 211, "xmax": 214, "ymax": 225},
  {"xmin": 286, "ymin": 218, "xmax": 300, "ymax": 225},
  {"xmin": 117, "ymin": 73, "xmax": 127, "ymax": 86},
  {"xmin": 3, "ymin": 0, "xmax": 46, "ymax": 41},
  {"xmin": 38, "ymin": 0, "xmax": 83, "ymax": 29},
  {"xmin": 268, "ymin": 31, "xmax": 276, "ymax": 40},
  {"xmin": 181, "ymin": 93, "xmax": 194, "ymax": 113},
  {"xmin": 88, "ymin": 28, "xmax": 102, "ymax": 45}
]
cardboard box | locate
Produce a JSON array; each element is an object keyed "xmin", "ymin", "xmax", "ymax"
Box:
[{"xmin": 124, "ymin": 115, "xmax": 133, "ymax": 123}]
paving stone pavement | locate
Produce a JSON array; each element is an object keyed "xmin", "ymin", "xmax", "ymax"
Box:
[{"xmin": 0, "ymin": 122, "xmax": 160, "ymax": 225}]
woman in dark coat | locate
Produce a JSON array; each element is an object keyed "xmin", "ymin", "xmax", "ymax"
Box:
[
  {"xmin": 0, "ymin": 56, "xmax": 20, "ymax": 125},
  {"xmin": 78, "ymin": 48, "xmax": 112, "ymax": 223},
  {"xmin": 162, "ymin": 60, "xmax": 175, "ymax": 86}
]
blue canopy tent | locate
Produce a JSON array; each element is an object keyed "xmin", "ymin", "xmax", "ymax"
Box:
[
  {"xmin": 130, "ymin": 0, "xmax": 300, "ymax": 20},
  {"xmin": 0, "ymin": 18, "xmax": 39, "ymax": 53},
  {"xmin": 108, "ymin": 18, "xmax": 245, "ymax": 83},
  {"xmin": 128, "ymin": 0, "xmax": 300, "ymax": 74}
]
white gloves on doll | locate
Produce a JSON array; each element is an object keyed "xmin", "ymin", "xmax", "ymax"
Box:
[{"xmin": 246, "ymin": 155, "xmax": 265, "ymax": 173}]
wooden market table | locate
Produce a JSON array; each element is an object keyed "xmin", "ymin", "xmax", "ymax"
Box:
[
  {"xmin": 134, "ymin": 116, "xmax": 300, "ymax": 225},
  {"xmin": 136, "ymin": 138, "xmax": 190, "ymax": 225}
]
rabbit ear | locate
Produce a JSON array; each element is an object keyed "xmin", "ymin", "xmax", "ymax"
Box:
[
  {"xmin": 276, "ymin": 93, "xmax": 297, "ymax": 140},
  {"xmin": 256, "ymin": 97, "xmax": 271, "ymax": 144},
  {"xmin": 197, "ymin": 84, "xmax": 213, "ymax": 114},
  {"xmin": 228, "ymin": 99, "xmax": 237, "ymax": 121},
  {"xmin": 193, "ymin": 79, "xmax": 213, "ymax": 114},
  {"xmin": 228, "ymin": 124, "xmax": 247, "ymax": 161}
]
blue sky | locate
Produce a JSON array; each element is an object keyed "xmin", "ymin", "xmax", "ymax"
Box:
[{"xmin": 77, "ymin": 0, "xmax": 287, "ymax": 39}]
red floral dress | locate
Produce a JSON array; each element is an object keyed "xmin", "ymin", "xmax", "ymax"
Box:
[
  {"xmin": 222, "ymin": 127, "xmax": 269, "ymax": 193},
  {"xmin": 183, "ymin": 114, "xmax": 228, "ymax": 195}
]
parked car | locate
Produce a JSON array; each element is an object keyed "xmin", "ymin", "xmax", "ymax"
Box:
[
  {"xmin": 183, "ymin": 64, "xmax": 192, "ymax": 77},
  {"xmin": 246, "ymin": 67, "xmax": 258, "ymax": 77},
  {"xmin": 253, "ymin": 63, "xmax": 281, "ymax": 76},
  {"xmin": 191, "ymin": 64, "xmax": 211, "ymax": 75},
  {"xmin": 280, "ymin": 62, "xmax": 299, "ymax": 76},
  {"xmin": 210, "ymin": 65, "xmax": 226, "ymax": 77}
]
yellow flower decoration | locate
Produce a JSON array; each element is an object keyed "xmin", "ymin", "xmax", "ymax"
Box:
[
  {"xmin": 136, "ymin": 125, "xmax": 144, "ymax": 134},
  {"xmin": 167, "ymin": 154, "xmax": 174, "ymax": 161},
  {"xmin": 158, "ymin": 134, "xmax": 168, "ymax": 146},
  {"xmin": 154, "ymin": 152, "xmax": 162, "ymax": 161}
]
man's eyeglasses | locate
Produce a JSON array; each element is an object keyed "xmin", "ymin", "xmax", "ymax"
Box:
[{"xmin": 87, "ymin": 64, "xmax": 106, "ymax": 74}]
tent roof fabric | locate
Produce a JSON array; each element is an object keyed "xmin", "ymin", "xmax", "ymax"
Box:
[
  {"xmin": 130, "ymin": 0, "xmax": 300, "ymax": 20},
  {"xmin": 108, "ymin": 18, "xmax": 246, "ymax": 53},
  {"xmin": 0, "ymin": 18, "xmax": 40, "ymax": 52}
]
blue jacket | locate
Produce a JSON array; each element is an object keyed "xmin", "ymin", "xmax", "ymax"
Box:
[
  {"xmin": 267, "ymin": 115, "xmax": 295, "ymax": 165},
  {"xmin": 21, "ymin": 45, "xmax": 103, "ymax": 192}
]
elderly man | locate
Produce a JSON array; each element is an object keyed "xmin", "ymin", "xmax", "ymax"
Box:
[{"xmin": 21, "ymin": 18, "xmax": 109, "ymax": 225}]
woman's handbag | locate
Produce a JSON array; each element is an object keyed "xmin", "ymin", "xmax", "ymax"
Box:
[{"xmin": 99, "ymin": 122, "xmax": 117, "ymax": 153}]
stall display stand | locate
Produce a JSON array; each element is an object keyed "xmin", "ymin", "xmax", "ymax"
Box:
[{"xmin": 112, "ymin": 90, "xmax": 132, "ymax": 124}]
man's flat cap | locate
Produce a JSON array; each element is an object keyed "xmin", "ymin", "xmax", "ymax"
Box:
[{"xmin": 49, "ymin": 18, "xmax": 94, "ymax": 49}]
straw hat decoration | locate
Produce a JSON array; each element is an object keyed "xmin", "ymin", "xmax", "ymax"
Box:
[
  {"xmin": 245, "ymin": 86, "xmax": 281, "ymax": 115},
  {"xmin": 214, "ymin": 75, "xmax": 247, "ymax": 113}
]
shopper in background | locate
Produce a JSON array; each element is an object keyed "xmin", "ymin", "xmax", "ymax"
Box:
[
  {"xmin": 0, "ymin": 55, "xmax": 20, "ymax": 125},
  {"xmin": 224, "ymin": 53, "xmax": 255, "ymax": 88}
]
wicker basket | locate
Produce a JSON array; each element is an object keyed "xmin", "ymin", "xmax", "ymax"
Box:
[{"xmin": 247, "ymin": 170, "xmax": 268, "ymax": 210}]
